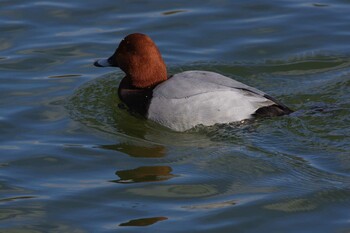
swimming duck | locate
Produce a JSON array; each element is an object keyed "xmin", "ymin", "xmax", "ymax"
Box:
[{"xmin": 94, "ymin": 33, "xmax": 293, "ymax": 131}]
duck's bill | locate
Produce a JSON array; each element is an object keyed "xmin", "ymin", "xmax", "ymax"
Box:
[{"xmin": 94, "ymin": 58, "xmax": 112, "ymax": 67}]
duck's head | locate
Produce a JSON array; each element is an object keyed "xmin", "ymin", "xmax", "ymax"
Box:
[{"xmin": 94, "ymin": 33, "xmax": 167, "ymax": 88}]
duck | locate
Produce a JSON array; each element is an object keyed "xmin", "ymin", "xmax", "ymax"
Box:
[{"xmin": 94, "ymin": 33, "xmax": 293, "ymax": 132}]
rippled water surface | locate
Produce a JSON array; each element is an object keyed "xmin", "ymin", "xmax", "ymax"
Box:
[{"xmin": 1, "ymin": 0, "xmax": 350, "ymax": 232}]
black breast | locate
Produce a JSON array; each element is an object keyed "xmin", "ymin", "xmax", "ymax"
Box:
[{"xmin": 118, "ymin": 77, "xmax": 154, "ymax": 117}]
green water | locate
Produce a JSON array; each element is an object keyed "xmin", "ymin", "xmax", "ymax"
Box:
[{"xmin": 0, "ymin": 1, "xmax": 349, "ymax": 232}]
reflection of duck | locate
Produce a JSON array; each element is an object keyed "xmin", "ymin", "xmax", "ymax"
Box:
[
  {"xmin": 114, "ymin": 166, "xmax": 175, "ymax": 183},
  {"xmin": 95, "ymin": 33, "xmax": 293, "ymax": 131},
  {"xmin": 99, "ymin": 143, "xmax": 166, "ymax": 158},
  {"xmin": 119, "ymin": 216, "xmax": 168, "ymax": 227}
]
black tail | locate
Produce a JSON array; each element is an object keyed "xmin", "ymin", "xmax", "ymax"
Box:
[
  {"xmin": 253, "ymin": 104, "xmax": 293, "ymax": 117},
  {"xmin": 253, "ymin": 94, "xmax": 293, "ymax": 118}
]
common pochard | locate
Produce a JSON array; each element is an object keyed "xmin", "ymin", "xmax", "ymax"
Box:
[{"xmin": 94, "ymin": 33, "xmax": 293, "ymax": 131}]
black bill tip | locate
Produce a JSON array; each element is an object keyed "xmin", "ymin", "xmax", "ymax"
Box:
[{"xmin": 93, "ymin": 58, "xmax": 112, "ymax": 67}]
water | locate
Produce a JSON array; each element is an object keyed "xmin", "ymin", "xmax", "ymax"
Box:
[{"xmin": 1, "ymin": 0, "xmax": 349, "ymax": 232}]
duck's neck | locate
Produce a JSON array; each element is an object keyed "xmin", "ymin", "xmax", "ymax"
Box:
[
  {"xmin": 118, "ymin": 76, "xmax": 158, "ymax": 102},
  {"xmin": 123, "ymin": 75, "xmax": 165, "ymax": 89}
]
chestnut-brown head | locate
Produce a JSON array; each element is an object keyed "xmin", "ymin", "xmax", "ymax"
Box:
[{"xmin": 94, "ymin": 33, "xmax": 167, "ymax": 88}]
